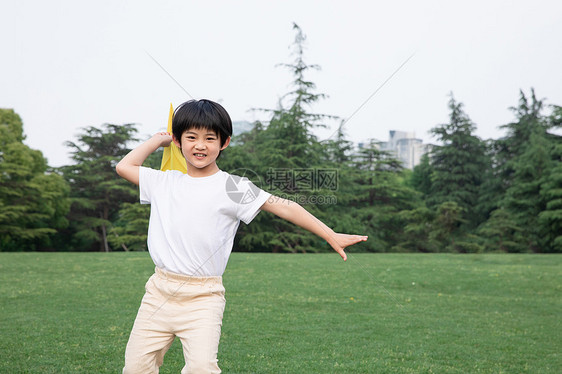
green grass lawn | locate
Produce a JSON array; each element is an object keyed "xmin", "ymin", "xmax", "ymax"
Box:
[{"xmin": 0, "ymin": 252, "xmax": 560, "ymax": 373}]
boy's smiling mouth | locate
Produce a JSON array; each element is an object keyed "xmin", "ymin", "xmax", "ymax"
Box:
[{"xmin": 193, "ymin": 153, "xmax": 207, "ymax": 159}]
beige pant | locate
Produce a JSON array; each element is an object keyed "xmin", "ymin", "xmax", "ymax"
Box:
[{"xmin": 123, "ymin": 267, "xmax": 226, "ymax": 374}]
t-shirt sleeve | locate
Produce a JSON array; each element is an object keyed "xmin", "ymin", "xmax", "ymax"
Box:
[
  {"xmin": 236, "ymin": 183, "xmax": 272, "ymax": 225},
  {"xmin": 139, "ymin": 166, "xmax": 163, "ymax": 204}
]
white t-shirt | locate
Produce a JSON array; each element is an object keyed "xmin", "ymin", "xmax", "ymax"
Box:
[{"xmin": 139, "ymin": 166, "xmax": 271, "ymax": 276}]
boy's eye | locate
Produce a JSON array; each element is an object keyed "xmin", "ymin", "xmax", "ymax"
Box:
[{"xmin": 206, "ymin": 137, "xmax": 216, "ymax": 141}]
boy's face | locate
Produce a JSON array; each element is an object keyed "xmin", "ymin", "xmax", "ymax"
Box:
[{"xmin": 172, "ymin": 127, "xmax": 230, "ymax": 173}]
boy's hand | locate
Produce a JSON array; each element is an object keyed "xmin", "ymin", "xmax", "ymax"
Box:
[
  {"xmin": 152, "ymin": 132, "xmax": 173, "ymax": 147},
  {"xmin": 328, "ymin": 233, "xmax": 368, "ymax": 261},
  {"xmin": 116, "ymin": 132, "xmax": 174, "ymax": 185},
  {"xmin": 260, "ymin": 197, "xmax": 368, "ymax": 262}
]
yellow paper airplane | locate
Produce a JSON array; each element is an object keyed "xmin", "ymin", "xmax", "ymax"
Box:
[{"xmin": 160, "ymin": 103, "xmax": 187, "ymax": 173}]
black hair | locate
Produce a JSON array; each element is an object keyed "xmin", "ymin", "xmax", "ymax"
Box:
[{"xmin": 172, "ymin": 99, "xmax": 232, "ymax": 150}]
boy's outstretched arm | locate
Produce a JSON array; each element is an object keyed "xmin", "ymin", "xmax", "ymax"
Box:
[
  {"xmin": 260, "ymin": 196, "xmax": 368, "ymax": 261},
  {"xmin": 116, "ymin": 132, "xmax": 172, "ymax": 185}
]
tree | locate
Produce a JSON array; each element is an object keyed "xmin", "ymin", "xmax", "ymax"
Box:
[
  {"xmin": 108, "ymin": 149, "xmax": 163, "ymax": 251},
  {"xmin": 409, "ymin": 153, "xmax": 433, "ymax": 197},
  {"xmin": 0, "ymin": 109, "xmax": 70, "ymax": 251},
  {"xmin": 494, "ymin": 88, "xmax": 550, "ymax": 191},
  {"xmin": 321, "ymin": 122, "xmax": 355, "ymax": 165},
  {"xmin": 251, "ymin": 23, "xmax": 337, "ymax": 173},
  {"xmin": 491, "ymin": 89, "xmax": 558, "ymax": 252},
  {"xmin": 538, "ymin": 106, "xmax": 562, "ymax": 252},
  {"xmin": 427, "ymin": 94, "xmax": 489, "ymax": 228},
  {"xmin": 477, "ymin": 208, "xmax": 524, "ymax": 252},
  {"xmin": 393, "ymin": 206, "xmax": 434, "ymax": 252},
  {"xmin": 501, "ymin": 131, "xmax": 551, "ymax": 251},
  {"xmin": 60, "ymin": 123, "xmax": 138, "ymax": 251},
  {"xmin": 108, "ymin": 202, "xmax": 150, "ymax": 251},
  {"xmin": 500, "ymin": 89, "xmax": 547, "ymax": 151},
  {"xmin": 473, "ymin": 139, "xmax": 504, "ymax": 225},
  {"xmin": 346, "ymin": 139, "xmax": 420, "ymax": 251},
  {"xmin": 222, "ymin": 23, "xmax": 341, "ymax": 254},
  {"xmin": 427, "ymin": 201, "xmax": 469, "ymax": 252}
]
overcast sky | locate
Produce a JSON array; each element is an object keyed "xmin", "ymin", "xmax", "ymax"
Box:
[{"xmin": 2, "ymin": 0, "xmax": 561, "ymax": 167}]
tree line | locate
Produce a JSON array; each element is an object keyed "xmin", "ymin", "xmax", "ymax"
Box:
[{"xmin": 1, "ymin": 25, "xmax": 560, "ymax": 253}]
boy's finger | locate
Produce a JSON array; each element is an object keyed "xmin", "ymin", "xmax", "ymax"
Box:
[
  {"xmin": 339, "ymin": 249, "xmax": 347, "ymax": 261},
  {"xmin": 352, "ymin": 235, "xmax": 368, "ymax": 244}
]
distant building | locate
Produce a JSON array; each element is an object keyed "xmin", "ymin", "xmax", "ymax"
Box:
[
  {"xmin": 380, "ymin": 130, "xmax": 430, "ymax": 169},
  {"xmin": 356, "ymin": 131, "xmax": 430, "ymax": 170},
  {"xmin": 232, "ymin": 121, "xmax": 253, "ymax": 137}
]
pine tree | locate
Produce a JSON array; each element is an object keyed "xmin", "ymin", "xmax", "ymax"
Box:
[
  {"xmin": 222, "ymin": 23, "xmax": 338, "ymax": 254},
  {"xmin": 538, "ymin": 137, "xmax": 562, "ymax": 252},
  {"xmin": 254, "ymin": 23, "xmax": 337, "ymax": 173},
  {"xmin": 348, "ymin": 139, "xmax": 420, "ymax": 251},
  {"xmin": 501, "ymin": 131, "xmax": 551, "ymax": 251},
  {"xmin": 477, "ymin": 208, "xmax": 524, "ymax": 252},
  {"xmin": 427, "ymin": 94, "xmax": 489, "ymax": 228},
  {"xmin": 394, "ymin": 206, "xmax": 434, "ymax": 252},
  {"xmin": 474, "ymin": 139, "xmax": 504, "ymax": 224},
  {"xmin": 409, "ymin": 153, "xmax": 433, "ymax": 197},
  {"xmin": 491, "ymin": 89, "xmax": 558, "ymax": 252},
  {"xmin": 495, "ymin": 88, "xmax": 549, "ymax": 189},
  {"xmin": 321, "ymin": 121, "xmax": 355, "ymax": 165},
  {"xmin": 428, "ymin": 201, "xmax": 468, "ymax": 252}
]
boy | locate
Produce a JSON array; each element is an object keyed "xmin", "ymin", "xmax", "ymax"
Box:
[{"xmin": 116, "ymin": 99, "xmax": 368, "ymax": 373}]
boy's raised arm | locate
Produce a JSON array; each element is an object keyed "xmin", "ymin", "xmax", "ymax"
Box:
[
  {"xmin": 116, "ymin": 132, "xmax": 172, "ymax": 185},
  {"xmin": 260, "ymin": 196, "xmax": 368, "ymax": 261}
]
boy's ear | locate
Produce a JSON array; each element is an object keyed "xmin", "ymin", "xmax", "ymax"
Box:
[
  {"xmin": 172, "ymin": 134, "xmax": 181, "ymax": 148},
  {"xmin": 220, "ymin": 136, "xmax": 231, "ymax": 150}
]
